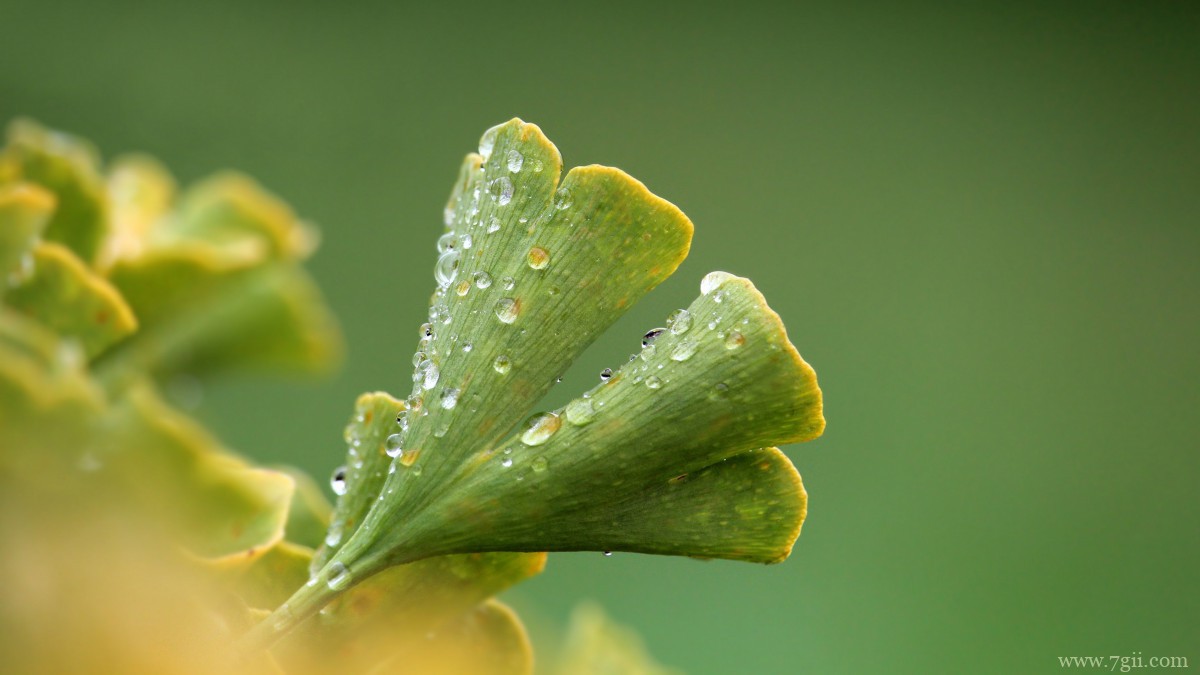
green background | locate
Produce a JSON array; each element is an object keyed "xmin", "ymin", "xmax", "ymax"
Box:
[{"xmin": 4, "ymin": 2, "xmax": 1196, "ymax": 672}]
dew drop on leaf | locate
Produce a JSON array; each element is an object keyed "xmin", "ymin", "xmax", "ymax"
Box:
[
  {"xmin": 724, "ymin": 330, "xmax": 746, "ymax": 349},
  {"xmin": 701, "ymin": 271, "xmax": 735, "ymax": 295},
  {"xmin": 527, "ymin": 246, "xmax": 550, "ymax": 270},
  {"xmin": 460, "ymin": 233, "xmax": 473, "ymax": 249},
  {"xmin": 646, "ymin": 375, "xmax": 662, "ymax": 389},
  {"xmin": 435, "ymin": 249, "xmax": 460, "ymax": 288},
  {"xmin": 489, "ymin": 177, "xmax": 514, "ymax": 206},
  {"xmin": 326, "ymin": 562, "xmax": 352, "ymax": 590},
  {"xmin": 599, "ymin": 367, "xmax": 613, "ymax": 381},
  {"xmin": 493, "ymin": 355, "xmax": 512, "ymax": 374},
  {"xmin": 494, "ymin": 297, "xmax": 519, "ymax": 324},
  {"xmin": 521, "ymin": 412, "xmax": 562, "ymax": 446},
  {"xmin": 667, "ymin": 309, "xmax": 692, "ymax": 335},
  {"xmin": 440, "ymin": 387, "xmax": 460, "ymax": 410},
  {"xmin": 565, "ymin": 398, "xmax": 595, "ymax": 426},
  {"xmin": 501, "ymin": 275, "xmax": 516, "ymax": 291},
  {"xmin": 330, "ymin": 466, "xmax": 348, "ymax": 495},
  {"xmin": 385, "ymin": 433, "xmax": 404, "ymax": 458},
  {"xmin": 501, "ymin": 457, "xmax": 513, "ymax": 468},
  {"xmin": 670, "ymin": 340, "xmax": 698, "ymax": 361},
  {"xmin": 324, "ymin": 521, "xmax": 343, "ymax": 547},
  {"xmin": 506, "ymin": 149, "xmax": 524, "ymax": 173},
  {"xmin": 455, "ymin": 280, "xmax": 471, "ymax": 297},
  {"xmin": 473, "ymin": 271, "xmax": 493, "ymax": 289},
  {"xmin": 553, "ymin": 187, "xmax": 573, "ymax": 210},
  {"xmin": 531, "ymin": 456, "xmax": 548, "ymax": 473},
  {"xmin": 487, "ymin": 216, "xmax": 501, "ymax": 233},
  {"xmin": 437, "ymin": 232, "xmax": 457, "ymax": 254},
  {"xmin": 642, "ymin": 328, "xmax": 667, "ymax": 348}
]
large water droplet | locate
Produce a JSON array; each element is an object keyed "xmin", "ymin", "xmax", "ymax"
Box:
[
  {"xmin": 473, "ymin": 271, "xmax": 493, "ymax": 289},
  {"xmin": 414, "ymin": 360, "xmax": 440, "ymax": 389},
  {"xmin": 501, "ymin": 457, "xmax": 513, "ymax": 468},
  {"xmin": 527, "ymin": 246, "xmax": 550, "ymax": 270},
  {"xmin": 724, "ymin": 330, "xmax": 745, "ymax": 350},
  {"xmin": 396, "ymin": 410, "xmax": 409, "ymax": 431},
  {"xmin": 599, "ymin": 367, "xmax": 613, "ymax": 381},
  {"xmin": 667, "ymin": 309, "xmax": 692, "ymax": 335},
  {"xmin": 645, "ymin": 375, "xmax": 663, "ymax": 389},
  {"xmin": 440, "ymin": 387, "xmax": 460, "ymax": 410},
  {"xmin": 385, "ymin": 433, "xmax": 404, "ymax": 458},
  {"xmin": 478, "ymin": 125, "xmax": 500, "ymax": 160},
  {"xmin": 435, "ymin": 249, "xmax": 460, "ymax": 288},
  {"xmin": 494, "ymin": 297, "xmax": 519, "ymax": 324},
  {"xmin": 326, "ymin": 562, "xmax": 352, "ymax": 590},
  {"xmin": 670, "ymin": 340, "xmax": 698, "ymax": 361},
  {"xmin": 460, "ymin": 233, "xmax": 473, "ymax": 249},
  {"xmin": 489, "ymin": 177, "xmax": 514, "ymax": 206},
  {"xmin": 642, "ymin": 328, "xmax": 667, "ymax": 348},
  {"xmin": 531, "ymin": 456, "xmax": 548, "ymax": 473},
  {"xmin": 701, "ymin": 271, "xmax": 735, "ymax": 295},
  {"xmin": 487, "ymin": 216, "xmax": 501, "ymax": 234},
  {"xmin": 437, "ymin": 232, "xmax": 457, "ymax": 254},
  {"xmin": 501, "ymin": 275, "xmax": 515, "ymax": 290},
  {"xmin": 521, "ymin": 412, "xmax": 562, "ymax": 446},
  {"xmin": 493, "ymin": 355, "xmax": 512, "ymax": 374},
  {"xmin": 506, "ymin": 149, "xmax": 524, "ymax": 173},
  {"xmin": 565, "ymin": 398, "xmax": 595, "ymax": 426},
  {"xmin": 330, "ymin": 466, "xmax": 348, "ymax": 495},
  {"xmin": 553, "ymin": 187, "xmax": 573, "ymax": 210}
]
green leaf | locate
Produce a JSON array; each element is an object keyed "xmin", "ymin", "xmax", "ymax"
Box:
[
  {"xmin": 556, "ymin": 603, "xmax": 681, "ymax": 675},
  {"xmin": 0, "ymin": 183, "xmax": 54, "ymax": 285},
  {"xmin": 5, "ymin": 242, "xmax": 138, "ymax": 358},
  {"xmin": 340, "ymin": 273, "xmax": 821, "ymax": 569},
  {"xmin": 1, "ymin": 119, "xmax": 109, "ymax": 265},
  {"xmin": 106, "ymin": 384, "xmax": 296, "ymax": 560}
]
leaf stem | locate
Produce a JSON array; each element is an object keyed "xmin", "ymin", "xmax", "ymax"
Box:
[{"xmin": 238, "ymin": 571, "xmax": 341, "ymax": 653}]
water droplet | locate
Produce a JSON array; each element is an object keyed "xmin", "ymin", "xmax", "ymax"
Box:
[
  {"xmin": 396, "ymin": 410, "xmax": 409, "ymax": 431},
  {"xmin": 724, "ymin": 330, "xmax": 745, "ymax": 349},
  {"xmin": 488, "ymin": 177, "xmax": 513, "ymax": 206},
  {"xmin": 324, "ymin": 521, "xmax": 343, "ymax": 547},
  {"xmin": 443, "ymin": 206, "xmax": 456, "ymax": 226},
  {"xmin": 710, "ymin": 382, "xmax": 730, "ymax": 400},
  {"xmin": 642, "ymin": 328, "xmax": 667, "ymax": 348},
  {"xmin": 330, "ymin": 466, "xmax": 348, "ymax": 495},
  {"xmin": 565, "ymin": 398, "xmax": 595, "ymax": 426},
  {"xmin": 553, "ymin": 187, "xmax": 573, "ymax": 210},
  {"xmin": 460, "ymin": 233, "xmax": 473, "ymax": 249},
  {"xmin": 410, "ymin": 464, "xmax": 423, "ymax": 476},
  {"xmin": 412, "ymin": 351, "xmax": 427, "ymax": 367},
  {"xmin": 437, "ymin": 232, "xmax": 458, "ymax": 254},
  {"xmin": 326, "ymin": 562, "xmax": 352, "ymax": 590},
  {"xmin": 462, "ymin": 342, "xmax": 473, "ymax": 353},
  {"xmin": 440, "ymin": 387, "xmax": 460, "ymax": 410},
  {"xmin": 419, "ymin": 323, "xmax": 434, "ymax": 339},
  {"xmin": 478, "ymin": 124, "xmax": 500, "ymax": 160},
  {"xmin": 501, "ymin": 457, "xmax": 513, "ymax": 468},
  {"xmin": 406, "ymin": 394, "xmax": 425, "ymax": 414},
  {"xmin": 493, "ymin": 355, "xmax": 512, "ymax": 374},
  {"xmin": 429, "ymin": 303, "xmax": 451, "ymax": 325},
  {"xmin": 494, "ymin": 297, "xmax": 519, "ymax": 324},
  {"xmin": 527, "ymin": 246, "xmax": 550, "ymax": 270},
  {"xmin": 455, "ymin": 280, "xmax": 471, "ymax": 296},
  {"xmin": 645, "ymin": 375, "xmax": 662, "ymax": 389},
  {"xmin": 414, "ymin": 360, "xmax": 440, "ymax": 389},
  {"xmin": 713, "ymin": 290, "xmax": 725, "ymax": 304},
  {"xmin": 670, "ymin": 340, "xmax": 698, "ymax": 361},
  {"xmin": 434, "ymin": 419, "xmax": 450, "ymax": 437},
  {"xmin": 667, "ymin": 309, "xmax": 692, "ymax": 335},
  {"xmin": 487, "ymin": 216, "xmax": 501, "ymax": 233},
  {"xmin": 400, "ymin": 448, "xmax": 421, "ymax": 467},
  {"xmin": 501, "ymin": 275, "xmax": 515, "ymax": 290},
  {"xmin": 473, "ymin": 271, "xmax": 493, "ymax": 289},
  {"xmin": 435, "ymin": 249, "xmax": 460, "ymax": 288},
  {"xmin": 599, "ymin": 367, "xmax": 613, "ymax": 381},
  {"xmin": 603, "ymin": 551, "xmax": 613, "ymax": 557},
  {"xmin": 531, "ymin": 456, "xmax": 548, "ymax": 473},
  {"xmin": 547, "ymin": 285, "xmax": 561, "ymax": 296},
  {"xmin": 701, "ymin": 271, "xmax": 735, "ymax": 295},
  {"xmin": 385, "ymin": 433, "xmax": 404, "ymax": 458},
  {"xmin": 506, "ymin": 149, "xmax": 524, "ymax": 173},
  {"xmin": 521, "ymin": 412, "xmax": 562, "ymax": 446},
  {"xmin": 532, "ymin": 159, "xmax": 544, "ymax": 173}
]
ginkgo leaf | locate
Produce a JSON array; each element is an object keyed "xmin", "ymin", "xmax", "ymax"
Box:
[
  {"xmin": 556, "ymin": 603, "xmax": 681, "ymax": 675},
  {"xmin": 0, "ymin": 183, "xmax": 54, "ymax": 285},
  {"xmin": 101, "ymin": 154, "xmax": 176, "ymax": 269},
  {"xmin": 0, "ymin": 119, "xmax": 109, "ymax": 265},
  {"xmin": 5, "ymin": 242, "xmax": 137, "ymax": 358}
]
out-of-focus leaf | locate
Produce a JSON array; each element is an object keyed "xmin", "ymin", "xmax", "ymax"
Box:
[
  {"xmin": 106, "ymin": 384, "xmax": 295, "ymax": 559},
  {"xmin": 209, "ymin": 540, "xmax": 316, "ymax": 611},
  {"xmin": 372, "ymin": 599, "xmax": 533, "ymax": 675},
  {"xmin": 171, "ymin": 173, "xmax": 318, "ymax": 260},
  {"xmin": 0, "ymin": 119, "xmax": 109, "ymax": 264},
  {"xmin": 556, "ymin": 603, "xmax": 681, "ymax": 675},
  {"xmin": 277, "ymin": 466, "xmax": 333, "ymax": 550},
  {"xmin": 101, "ymin": 244, "xmax": 341, "ymax": 389},
  {"xmin": 102, "ymin": 154, "xmax": 176, "ymax": 268},
  {"xmin": 6, "ymin": 242, "xmax": 137, "ymax": 358},
  {"xmin": 0, "ymin": 183, "xmax": 54, "ymax": 284}
]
